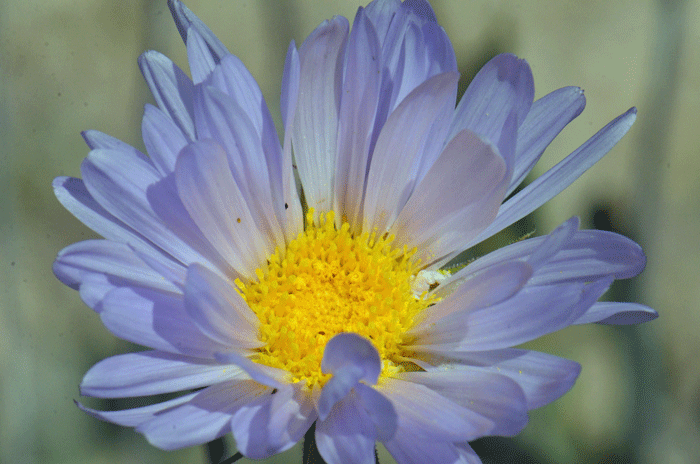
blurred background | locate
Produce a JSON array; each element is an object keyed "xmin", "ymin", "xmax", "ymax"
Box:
[{"xmin": 1, "ymin": 0, "xmax": 698, "ymax": 463}]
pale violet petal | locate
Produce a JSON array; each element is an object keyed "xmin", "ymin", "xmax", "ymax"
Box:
[
  {"xmin": 80, "ymin": 350, "xmax": 244, "ymax": 398},
  {"xmin": 525, "ymin": 217, "xmax": 579, "ymax": 270},
  {"xmin": 397, "ymin": 369, "xmax": 528, "ymax": 437},
  {"xmin": 137, "ymin": 380, "xmax": 266, "ymax": 450},
  {"xmin": 184, "ymin": 263, "xmax": 262, "ymax": 348},
  {"xmin": 80, "ymin": 148, "xmax": 216, "ymax": 268},
  {"xmin": 174, "ymin": 140, "xmax": 271, "ymax": 278},
  {"xmin": 391, "ymin": 128, "xmax": 507, "ymax": 263},
  {"xmin": 363, "ymin": 0, "xmax": 401, "ymax": 42},
  {"xmin": 362, "ymin": 72, "xmax": 459, "ymax": 234},
  {"xmin": 267, "ymin": 385, "xmax": 316, "ymax": 454},
  {"xmin": 354, "ymin": 383, "xmax": 397, "ymax": 442},
  {"xmin": 207, "ymin": 53, "xmax": 265, "ymax": 136},
  {"xmin": 203, "ymin": 53, "xmax": 289, "ymax": 227},
  {"xmin": 279, "ymin": 41, "xmax": 304, "ymax": 240},
  {"xmin": 316, "ymin": 391, "xmax": 377, "ymax": 464},
  {"xmin": 130, "ymin": 244, "xmax": 187, "ymax": 291},
  {"xmin": 420, "ymin": 277, "xmax": 613, "ymax": 352},
  {"xmin": 77, "ymin": 391, "xmax": 198, "ymax": 427},
  {"xmin": 53, "ymin": 177, "xmax": 151, "ymax": 248},
  {"xmin": 529, "ymin": 229, "xmax": 647, "ymax": 286},
  {"xmin": 334, "ymin": 7, "xmax": 381, "ymax": 229},
  {"xmin": 413, "ymin": 283, "xmax": 584, "ymax": 351},
  {"xmin": 508, "ymin": 86, "xmax": 586, "ymax": 196},
  {"xmin": 99, "ymin": 286, "xmax": 230, "ymax": 358},
  {"xmin": 449, "ymin": 53, "xmax": 534, "ymax": 160},
  {"xmin": 231, "ymin": 383, "xmax": 315, "ymax": 459},
  {"xmin": 280, "ymin": 41, "xmax": 300, "ymax": 132},
  {"xmin": 377, "ymin": 378, "xmax": 484, "ymax": 441},
  {"xmin": 192, "ymin": 85, "xmax": 286, "ymax": 250},
  {"xmin": 417, "ymin": 348, "xmax": 581, "ymax": 410},
  {"xmin": 145, "ymin": 174, "xmax": 232, "ymax": 274},
  {"xmin": 319, "ymin": 333, "xmax": 382, "ymax": 420},
  {"xmin": 384, "ymin": 428, "xmax": 463, "ymax": 464},
  {"xmin": 167, "ymin": 0, "xmax": 228, "ymax": 62},
  {"xmin": 471, "ymin": 107, "xmax": 637, "ymax": 246},
  {"xmin": 186, "ymin": 27, "xmax": 216, "ymax": 84},
  {"xmin": 574, "ymin": 302, "xmax": 658, "ymax": 325},
  {"xmin": 53, "ymin": 239, "xmax": 179, "ymax": 308},
  {"xmin": 214, "ymin": 351, "xmax": 288, "ymax": 389},
  {"xmin": 138, "ymin": 50, "xmax": 195, "ymax": 140},
  {"xmin": 384, "ymin": 21, "xmax": 456, "ymax": 183},
  {"xmin": 141, "ymin": 104, "xmax": 188, "ymax": 176},
  {"xmin": 318, "ymin": 364, "xmax": 365, "ymax": 421},
  {"xmin": 455, "ymin": 444, "xmax": 484, "ymax": 464},
  {"xmin": 454, "ymin": 219, "xmax": 645, "ymax": 288},
  {"xmin": 414, "ymin": 260, "xmax": 532, "ymax": 331},
  {"xmin": 291, "ymin": 16, "xmax": 349, "ymax": 213},
  {"xmin": 368, "ymin": 0, "xmax": 457, "ymax": 120},
  {"xmin": 81, "ymin": 130, "xmax": 151, "ymax": 162}
]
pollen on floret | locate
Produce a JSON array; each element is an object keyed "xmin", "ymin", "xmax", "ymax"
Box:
[{"xmin": 237, "ymin": 209, "xmax": 440, "ymax": 389}]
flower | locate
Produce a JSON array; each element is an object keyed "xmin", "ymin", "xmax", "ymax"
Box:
[{"xmin": 54, "ymin": 0, "xmax": 658, "ymax": 462}]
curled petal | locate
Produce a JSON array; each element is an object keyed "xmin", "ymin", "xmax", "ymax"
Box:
[{"xmin": 319, "ymin": 333, "xmax": 382, "ymax": 419}]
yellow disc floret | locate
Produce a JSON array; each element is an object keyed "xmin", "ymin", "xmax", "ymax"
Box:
[{"xmin": 236, "ymin": 209, "xmax": 439, "ymax": 389}]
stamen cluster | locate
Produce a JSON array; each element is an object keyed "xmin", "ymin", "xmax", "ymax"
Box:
[{"xmin": 238, "ymin": 210, "xmax": 438, "ymax": 388}]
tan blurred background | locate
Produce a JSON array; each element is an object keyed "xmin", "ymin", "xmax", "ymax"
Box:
[{"xmin": 1, "ymin": 0, "xmax": 698, "ymax": 463}]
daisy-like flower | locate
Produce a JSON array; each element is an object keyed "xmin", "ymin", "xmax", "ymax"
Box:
[{"xmin": 54, "ymin": 0, "xmax": 657, "ymax": 462}]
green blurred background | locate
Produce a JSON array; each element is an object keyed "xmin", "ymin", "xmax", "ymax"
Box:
[{"xmin": 1, "ymin": 0, "xmax": 698, "ymax": 463}]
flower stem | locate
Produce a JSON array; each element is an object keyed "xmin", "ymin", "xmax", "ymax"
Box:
[
  {"xmin": 215, "ymin": 451, "xmax": 243, "ymax": 464},
  {"xmin": 302, "ymin": 422, "xmax": 327, "ymax": 464}
]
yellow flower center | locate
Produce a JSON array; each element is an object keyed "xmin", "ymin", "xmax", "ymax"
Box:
[{"xmin": 236, "ymin": 209, "xmax": 439, "ymax": 389}]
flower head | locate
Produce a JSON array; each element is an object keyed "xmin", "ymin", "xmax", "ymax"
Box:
[{"xmin": 55, "ymin": 0, "xmax": 657, "ymax": 462}]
